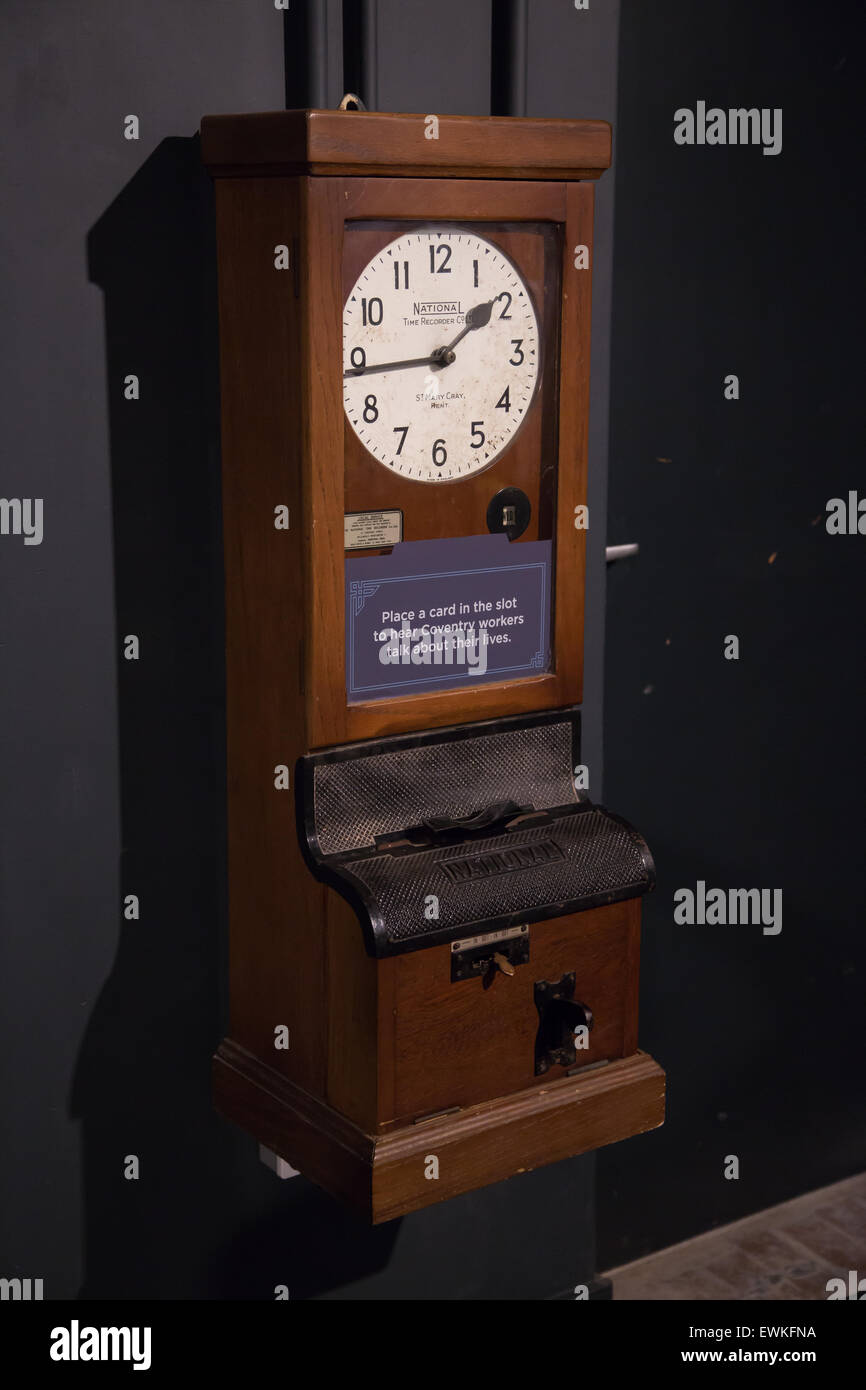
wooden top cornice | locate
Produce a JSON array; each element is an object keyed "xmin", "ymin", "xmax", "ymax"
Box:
[{"xmin": 200, "ymin": 109, "xmax": 612, "ymax": 181}]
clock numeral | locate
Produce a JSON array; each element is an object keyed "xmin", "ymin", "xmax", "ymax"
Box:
[
  {"xmin": 361, "ymin": 297, "xmax": 384, "ymax": 326},
  {"xmin": 495, "ymin": 387, "xmax": 511, "ymax": 412},
  {"xmin": 393, "ymin": 425, "xmax": 409, "ymax": 455},
  {"xmin": 363, "ymin": 394, "xmax": 379, "ymax": 423},
  {"xmin": 432, "ymin": 439, "xmax": 448, "ymax": 466},
  {"xmin": 509, "ymin": 339, "xmax": 524, "ymax": 365},
  {"xmin": 470, "ymin": 421, "xmax": 485, "ymax": 449},
  {"xmin": 496, "ymin": 290, "xmax": 513, "ymax": 320},
  {"xmin": 473, "ymin": 258, "xmax": 479, "ymax": 288},
  {"xmin": 393, "ymin": 260, "xmax": 410, "ymax": 290},
  {"xmin": 350, "ymin": 347, "xmax": 366, "ymax": 371},
  {"xmin": 429, "ymin": 244, "xmax": 452, "ymax": 274}
]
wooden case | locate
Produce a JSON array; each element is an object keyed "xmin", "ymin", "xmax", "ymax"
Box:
[{"xmin": 202, "ymin": 110, "xmax": 664, "ymax": 1223}]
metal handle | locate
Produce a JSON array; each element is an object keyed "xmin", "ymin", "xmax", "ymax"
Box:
[{"xmin": 605, "ymin": 543, "xmax": 640, "ymax": 563}]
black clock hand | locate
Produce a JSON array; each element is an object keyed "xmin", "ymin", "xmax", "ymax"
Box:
[
  {"xmin": 432, "ymin": 300, "xmax": 495, "ymax": 363},
  {"xmin": 344, "ymin": 353, "xmax": 440, "ymax": 378}
]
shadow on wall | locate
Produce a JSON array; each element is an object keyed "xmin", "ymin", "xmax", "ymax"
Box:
[{"xmin": 73, "ymin": 136, "xmax": 399, "ymax": 1298}]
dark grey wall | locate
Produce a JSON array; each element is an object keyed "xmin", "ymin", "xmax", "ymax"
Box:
[
  {"xmin": 0, "ymin": 0, "xmax": 285, "ymax": 1303},
  {"xmin": 358, "ymin": 0, "xmax": 493, "ymax": 115},
  {"xmin": 1, "ymin": 0, "xmax": 620, "ymax": 1301},
  {"xmin": 598, "ymin": 0, "xmax": 866, "ymax": 1268}
]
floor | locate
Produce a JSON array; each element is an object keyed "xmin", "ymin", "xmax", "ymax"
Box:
[{"xmin": 605, "ymin": 1172, "xmax": 866, "ymax": 1300}]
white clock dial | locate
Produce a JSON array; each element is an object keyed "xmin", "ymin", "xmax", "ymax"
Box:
[{"xmin": 343, "ymin": 229, "xmax": 540, "ymax": 483}]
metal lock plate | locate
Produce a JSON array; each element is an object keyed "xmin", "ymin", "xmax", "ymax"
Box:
[
  {"xmin": 533, "ymin": 972, "xmax": 594, "ymax": 1074},
  {"xmin": 450, "ymin": 924, "xmax": 530, "ymax": 982}
]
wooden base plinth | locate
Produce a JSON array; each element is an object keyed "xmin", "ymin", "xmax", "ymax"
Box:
[{"xmin": 214, "ymin": 1040, "xmax": 665, "ymax": 1223}]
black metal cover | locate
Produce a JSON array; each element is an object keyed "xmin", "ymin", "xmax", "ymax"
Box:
[{"xmin": 296, "ymin": 708, "xmax": 655, "ymax": 957}]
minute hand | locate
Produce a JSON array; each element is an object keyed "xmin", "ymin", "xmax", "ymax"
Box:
[{"xmin": 343, "ymin": 354, "xmax": 438, "ymax": 379}]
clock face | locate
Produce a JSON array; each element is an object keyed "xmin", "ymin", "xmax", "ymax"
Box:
[{"xmin": 343, "ymin": 228, "xmax": 540, "ymax": 483}]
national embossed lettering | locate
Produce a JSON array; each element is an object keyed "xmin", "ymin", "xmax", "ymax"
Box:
[{"xmin": 441, "ymin": 839, "xmax": 564, "ymax": 884}]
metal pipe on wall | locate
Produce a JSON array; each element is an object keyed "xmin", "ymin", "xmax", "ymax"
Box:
[
  {"xmin": 342, "ymin": 1, "xmax": 378, "ymax": 110},
  {"xmin": 491, "ymin": 0, "xmax": 528, "ymax": 116},
  {"xmin": 285, "ymin": 0, "xmax": 344, "ymax": 109}
]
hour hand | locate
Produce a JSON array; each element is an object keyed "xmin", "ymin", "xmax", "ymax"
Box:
[
  {"xmin": 433, "ymin": 300, "xmax": 496, "ymax": 362},
  {"xmin": 465, "ymin": 300, "xmax": 494, "ymax": 330}
]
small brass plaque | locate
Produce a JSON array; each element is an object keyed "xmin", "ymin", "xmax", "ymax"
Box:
[{"xmin": 344, "ymin": 509, "xmax": 403, "ymax": 551}]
